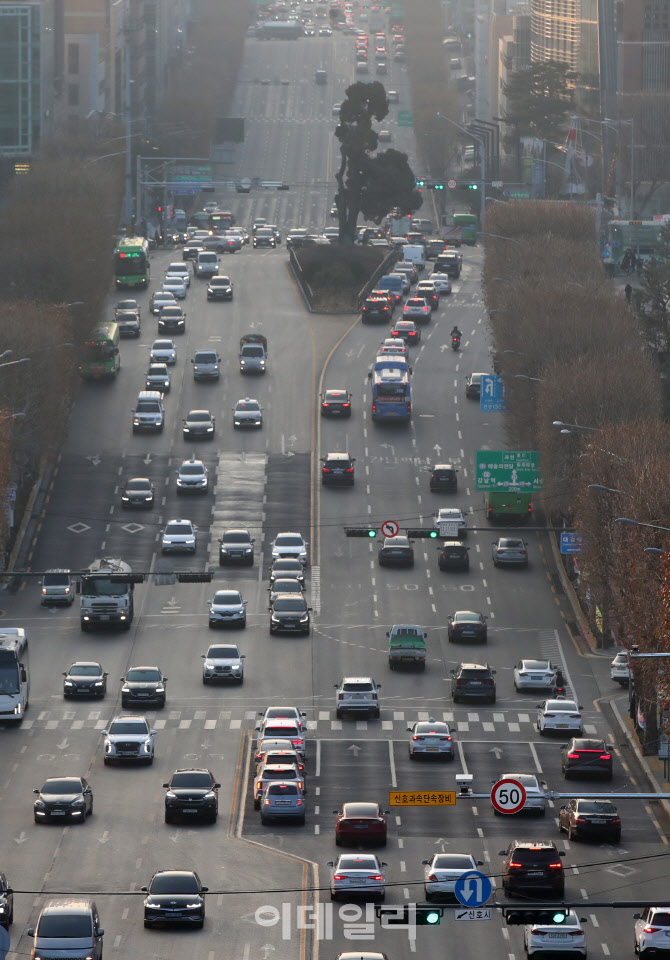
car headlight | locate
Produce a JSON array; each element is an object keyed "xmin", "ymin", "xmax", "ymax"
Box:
[
  {"xmin": 194, "ymin": 366, "xmax": 200, "ymax": 372},
  {"xmin": 64, "ymin": 680, "xmax": 74, "ymax": 687},
  {"xmin": 207, "ymin": 426, "xmax": 213, "ymax": 432},
  {"xmin": 203, "ymin": 791, "xmax": 215, "ymax": 799},
  {"xmin": 133, "ymin": 418, "xmax": 140, "ymax": 425},
  {"xmin": 204, "ymin": 661, "xmax": 214, "ymax": 669},
  {"xmin": 71, "ymin": 798, "xmax": 85, "ymax": 807},
  {"xmin": 122, "ymin": 494, "xmax": 130, "ymax": 501},
  {"xmin": 300, "ymin": 615, "xmax": 309, "ymax": 623},
  {"xmin": 155, "ymin": 685, "xmax": 164, "ymax": 693},
  {"xmin": 121, "ymin": 685, "xmax": 130, "ymax": 693},
  {"xmin": 271, "ymin": 615, "xmax": 280, "ymax": 623},
  {"xmin": 93, "ymin": 680, "xmax": 104, "ymax": 686},
  {"xmin": 234, "ymin": 420, "xmax": 241, "ymax": 426},
  {"xmin": 166, "ymin": 791, "xmax": 177, "ymax": 799},
  {"xmin": 240, "ymin": 360, "xmax": 246, "ymax": 365},
  {"xmin": 142, "ymin": 739, "xmax": 153, "ymax": 752},
  {"xmin": 13, "ymin": 704, "xmax": 22, "ymax": 715},
  {"xmin": 34, "ymin": 800, "xmax": 46, "ymax": 809},
  {"xmin": 184, "ymin": 902, "xmax": 202, "ymax": 910}
]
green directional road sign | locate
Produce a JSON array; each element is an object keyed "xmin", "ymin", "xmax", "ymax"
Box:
[
  {"xmin": 398, "ymin": 111, "xmax": 414, "ymax": 127},
  {"xmin": 475, "ymin": 451, "xmax": 542, "ymax": 492}
]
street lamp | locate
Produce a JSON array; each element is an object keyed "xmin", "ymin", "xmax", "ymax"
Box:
[
  {"xmin": 588, "ymin": 484, "xmax": 622, "ymax": 494},
  {"xmin": 436, "ymin": 113, "xmax": 485, "ymax": 229},
  {"xmin": 515, "ymin": 374, "xmax": 543, "ymax": 382},
  {"xmin": 0, "ymin": 357, "xmax": 31, "ymax": 370},
  {"xmin": 553, "ymin": 421, "xmax": 599, "ymax": 432},
  {"xmin": 0, "ymin": 412, "xmax": 26, "ymax": 424},
  {"xmin": 615, "ymin": 518, "xmax": 670, "ymax": 533}
]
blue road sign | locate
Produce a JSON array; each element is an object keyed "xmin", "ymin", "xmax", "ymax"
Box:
[
  {"xmin": 454, "ymin": 870, "xmax": 492, "ymax": 908},
  {"xmin": 561, "ymin": 531, "xmax": 583, "ymax": 555},
  {"xmin": 480, "ymin": 375, "xmax": 505, "ymax": 412}
]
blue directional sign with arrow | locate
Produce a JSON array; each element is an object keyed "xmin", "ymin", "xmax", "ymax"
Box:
[
  {"xmin": 480, "ymin": 375, "xmax": 505, "ymax": 412},
  {"xmin": 454, "ymin": 870, "xmax": 492, "ymax": 908}
]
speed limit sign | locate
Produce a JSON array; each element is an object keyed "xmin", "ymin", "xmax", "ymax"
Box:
[
  {"xmin": 381, "ymin": 520, "xmax": 399, "ymax": 538},
  {"xmin": 447, "ymin": 179, "xmax": 457, "ymax": 190},
  {"xmin": 490, "ymin": 777, "xmax": 527, "ymax": 815}
]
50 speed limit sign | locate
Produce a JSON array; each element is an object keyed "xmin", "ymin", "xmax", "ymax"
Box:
[{"xmin": 490, "ymin": 777, "xmax": 527, "ymax": 815}]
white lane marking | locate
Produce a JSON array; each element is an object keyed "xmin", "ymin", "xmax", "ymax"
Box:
[{"xmin": 389, "ymin": 739, "xmax": 397, "ymax": 788}]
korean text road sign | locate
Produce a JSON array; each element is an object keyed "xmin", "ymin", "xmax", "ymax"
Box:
[
  {"xmin": 398, "ymin": 111, "xmax": 414, "ymax": 127},
  {"xmin": 381, "ymin": 520, "xmax": 400, "ymax": 537},
  {"xmin": 389, "ymin": 791, "xmax": 456, "ymax": 806},
  {"xmin": 480, "ymin": 375, "xmax": 505, "ymax": 412},
  {"xmin": 560, "ymin": 531, "xmax": 583, "ymax": 554},
  {"xmin": 475, "ymin": 451, "xmax": 542, "ymax": 492},
  {"xmin": 454, "ymin": 908, "xmax": 492, "ymax": 921},
  {"xmin": 490, "ymin": 777, "xmax": 527, "ymax": 814}
]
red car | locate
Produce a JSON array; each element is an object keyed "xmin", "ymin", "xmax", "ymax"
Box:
[{"xmin": 334, "ymin": 801, "xmax": 388, "ymax": 846}]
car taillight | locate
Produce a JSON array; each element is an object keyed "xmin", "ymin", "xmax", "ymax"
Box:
[
  {"xmin": 323, "ymin": 468, "xmax": 331, "ymax": 473},
  {"xmin": 441, "ymin": 736, "xmax": 452, "ymax": 741},
  {"xmin": 407, "ymin": 403, "xmax": 411, "ymax": 412},
  {"xmin": 370, "ymin": 875, "xmax": 383, "ymax": 881},
  {"xmin": 548, "ymin": 862, "xmax": 563, "ymax": 870},
  {"xmin": 566, "ymin": 931, "xmax": 583, "ymax": 937},
  {"xmin": 508, "ymin": 862, "xmax": 523, "ymax": 869},
  {"xmin": 574, "ymin": 817, "xmax": 587, "ymax": 823},
  {"xmin": 342, "ymin": 402, "xmax": 350, "ymax": 407},
  {"xmin": 256, "ymin": 781, "xmax": 262, "ymax": 790},
  {"xmin": 345, "ymin": 467, "xmax": 354, "ymax": 473},
  {"xmin": 298, "ymin": 781, "xmax": 304, "ymax": 790},
  {"xmin": 322, "ymin": 402, "xmax": 330, "ymax": 407},
  {"xmin": 612, "ymin": 817, "xmax": 621, "ymax": 824},
  {"xmin": 413, "ymin": 736, "xmax": 423, "ymax": 741},
  {"xmin": 568, "ymin": 753, "xmax": 580, "ymax": 759},
  {"xmin": 391, "ymin": 330, "xmax": 398, "ymax": 336},
  {"xmin": 645, "ymin": 927, "xmax": 661, "ymax": 933},
  {"xmin": 544, "ymin": 714, "xmax": 555, "ymax": 718},
  {"xmin": 264, "ymin": 799, "xmax": 270, "ymax": 805},
  {"xmin": 372, "ymin": 403, "xmax": 377, "ymax": 413},
  {"xmin": 569, "ymin": 714, "xmax": 581, "ymax": 718},
  {"xmin": 333, "ymin": 875, "xmax": 345, "ymax": 881},
  {"xmin": 427, "ymin": 873, "xmax": 438, "ymax": 881},
  {"xmin": 600, "ymin": 754, "xmax": 611, "ymax": 760}
]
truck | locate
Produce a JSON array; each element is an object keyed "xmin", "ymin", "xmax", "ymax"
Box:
[
  {"xmin": 239, "ymin": 334, "xmax": 267, "ymax": 374},
  {"xmin": 79, "ymin": 558, "xmax": 138, "ymax": 632},
  {"xmin": 484, "ymin": 491, "xmax": 532, "ymax": 523},
  {"xmin": 387, "ymin": 625, "xmax": 427, "ymax": 670}
]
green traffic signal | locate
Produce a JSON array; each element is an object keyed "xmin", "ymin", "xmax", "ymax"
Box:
[
  {"xmin": 368, "ymin": 528, "xmax": 377, "ymax": 538},
  {"xmin": 468, "ymin": 184, "xmax": 479, "ymax": 190},
  {"xmin": 345, "ymin": 528, "xmax": 377, "ymax": 538},
  {"xmin": 423, "ymin": 909, "xmax": 441, "ymax": 925},
  {"xmin": 504, "ymin": 908, "xmax": 568, "ymax": 926},
  {"xmin": 553, "ymin": 911, "xmax": 568, "ymax": 924},
  {"xmin": 434, "ymin": 183, "xmax": 445, "ymax": 191},
  {"xmin": 416, "ymin": 179, "xmax": 426, "ymax": 187}
]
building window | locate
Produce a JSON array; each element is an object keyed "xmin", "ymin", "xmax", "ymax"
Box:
[
  {"xmin": 68, "ymin": 83, "xmax": 79, "ymax": 106},
  {"xmin": 68, "ymin": 42, "xmax": 79, "ymax": 74}
]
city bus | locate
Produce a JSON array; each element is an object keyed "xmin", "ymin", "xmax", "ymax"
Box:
[
  {"xmin": 114, "ymin": 237, "xmax": 150, "ymax": 288},
  {"xmin": 606, "ymin": 219, "xmax": 668, "ymax": 266},
  {"xmin": 78, "ymin": 322, "xmax": 121, "ymax": 380},
  {"xmin": 209, "ymin": 211, "xmax": 235, "ymax": 232},
  {"xmin": 0, "ymin": 628, "xmax": 29, "ymax": 724},
  {"xmin": 369, "ymin": 356, "xmax": 412, "ymax": 421},
  {"xmin": 452, "ymin": 213, "xmax": 478, "ymax": 246}
]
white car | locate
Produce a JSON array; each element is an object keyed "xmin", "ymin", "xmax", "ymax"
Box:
[
  {"xmin": 379, "ymin": 338, "xmax": 407, "ymax": 357},
  {"xmin": 433, "ymin": 507, "xmax": 468, "ymax": 539},
  {"xmin": 161, "ymin": 519, "xmax": 197, "ymax": 554},
  {"xmin": 201, "ymin": 643, "xmax": 245, "ymax": 684},
  {"xmin": 255, "ymin": 718, "xmax": 306, "ymax": 757},
  {"xmin": 402, "ymin": 298, "xmax": 431, "ymax": 321},
  {"xmin": 524, "ymin": 909, "xmax": 587, "ymax": 958},
  {"xmin": 259, "ymin": 706, "xmax": 307, "ymax": 733},
  {"xmin": 166, "ymin": 263, "xmax": 191, "ymax": 286},
  {"xmin": 271, "ymin": 532, "xmax": 308, "ymax": 565},
  {"xmin": 208, "ymin": 589, "xmax": 247, "ymax": 628},
  {"xmin": 233, "ymin": 397, "xmax": 263, "ymax": 428},
  {"xmin": 498, "ymin": 773, "xmax": 546, "ymax": 816},
  {"xmin": 203, "ymin": 201, "xmax": 218, "ymax": 212},
  {"xmin": 536, "ymin": 698, "xmax": 583, "ymax": 736},
  {"xmin": 150, "ymin": 339, "xmax": 177, "ymax": 365},
  {"xmin": 407, "ymin": 719, "xmax": 454, "ymax": 760},
  {"xmin": 328, "ymin": 854, "xmax": 386, "ymax": 901},
  {"xmin": 634, "ymin": 907, "xmax": 670, "ymax": 958},
  {"xmin": 103, "ymin": 715, "xmax": 156, "ymax": 764},
  {"xmin": 422, "ymin": 853, "xmax": 482, "ymax": 900},
  {"xmin": 430, "ymin": 272, "xmax": 452, "ymax": 295},
  {"xmin": 176, "ymin": 458, "xmax": 208, "ymax": 494},
  {"xmin": 611, "ymin": 650, "xmax": 631, "ymax": 685},
  {"xmin": 514, "ymin": 659, "xmax": 555, "ymax": 691},
  {"xmin": 162, "ymin": 276, "xmax": 187, "ymax": 299}
]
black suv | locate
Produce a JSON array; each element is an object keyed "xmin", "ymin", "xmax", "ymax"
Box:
[
  {"xmin": 451, "ymin": 662, "xmax": 496, "ymax": 703},
  {"xmin": 218, "ymin": 528, "xmax": 255, "ymax": 566},
  {"xmin": 269, "ymin": 594, "xmax": 312, "ymax": 635},
  {"xmin": 430, "ymin": 463, "xmax": 458, "ymax": 492},
  {"xmin": 561, "ymin": 738, "xmax": 613, "ymax": 780},
  {"xmin": 438, "ymin": 541, "xmax": 469, "ymax": 571},
  {"xmin": 361, "ymin": 297, "xmax": 392, "ymax": 322},
  {"xmin": 434, "ymin": 252, "xmax": 461, "ymax": 278},
  {"xmin": 163, "ymin": 768, "xmax": 220, "ymax": 823},
  {"xmin": 499, "ymin": 841, "xmax": 565, "ymax": 898},
  {"xmin": 321, "ymin": 453, "xmax": 355, "ymax": 486}
]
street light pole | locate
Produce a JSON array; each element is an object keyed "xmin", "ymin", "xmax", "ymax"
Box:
[
  {"xmin": 436, "ymin": 113, "xmax": 485, "ymax": 231},
  {"xmin": 124, "ymin": 30, "xmax": 133, "ymax": 230}
]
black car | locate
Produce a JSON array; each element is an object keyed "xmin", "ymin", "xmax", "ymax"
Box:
[
  {"xmin": 121, "ymin": 666, "xmax": 167, "ymax": 708},
  {"xmin": 218, "ymin": 528, "xmax": 255, "ymax": 566},
  {"xmin": 438, "ymin": 541, "xmax": 469, "ymax": 571},
  {"xmin": 33, "ymin": 776, "xmax": 93, "ymax": 824},
  {"xmin": 378, "ymin": 535, "xmax": 414, "ymax": 567},
  {"xmin": 499, "ymin": 841, "xmax": 565, "ymax": 898},
  {"xmin": 561, "ymin": 738, "xmax": 613, "ymax": 779},
  {"xmin": 448, "ymin": 610, "xmax": 488, "ymax": 643},
  {"xmin": 559, "ymin": 798, "xmax": 621, "ymax": 842},
  {"xmin": 321, "ymin": 452, "xmax": 355, "ymax": 485},
  {"xmin": 269, "ymin": 594, "xmax": 312, "ymax": 635},
  {"xmin": 183, "ymin": 409, "xmax": 215, "ymax": 439},
  {"xmin": 0, "ymin": 873, "xmax": 12, "ymax": 928},
  {"xmin": 142, "ymin": 870, "xmax": 208, "ymax": 928},
  {"xmin": 425, "ymin": 240, "xmax": 447, "ymax": 259},
  {"xmin": 361, "ymin": 297, "xmax": 392, "ymax": 323},
  {"xmin": 253, "ymin": 228, "xmax": 276, "ymax": 248},
  {"xmin": 158, "ymin": 305, "xmax": 186, "ymax": 334},
  {"xmin": 451, "ymin": 662, "xmax": 496, "ymax": 704},
  {"xmin": 270, "ymin": 558, "xmax": 305, "ymax": 585},
  {"xmin": 163, "ymin": 768, "xmax": 220, "ymax": 824},
  {"xmin": 63, "ymin": 661, "xmax": 107, "ymax": 699},
  {"xmin": 206, "ymin": 275, "xmax": 233, "ymax": 301},
  {"xmin": 121, "ymin": 477, "xmax": 155, "ymax": 509},
  {"xmin": 430, "ymin": 463, "xmax": 458, "ymax": 492},
  {"xmin": 434, "ymin": 252, "xmax": 461, "ymax": 278},
  {"xmin": 321, "ymin": 389, "xmax": 352, "ymax": 417}
]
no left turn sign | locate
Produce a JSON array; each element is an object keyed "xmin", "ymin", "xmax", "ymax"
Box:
[
  {"xmin": 381, "ymin": 520, "xmax": 399, "ymax": 537},
  {"xmin": 490, "ymin": 777, "xmax": 527, "ymax": 815}
]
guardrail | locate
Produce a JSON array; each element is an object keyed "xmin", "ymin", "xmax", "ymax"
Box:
[
  {"xmin": 356, "ymin": 249, "xmax": 400, "ymax": 307},
  {"xmin": 288, "ymin": 247, "xmax": 315, "ymax": 308}
]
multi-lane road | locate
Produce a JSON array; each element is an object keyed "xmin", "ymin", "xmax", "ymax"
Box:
[{"xmin": 1, "ymin": 17, "xmax": 668, "ymax": 960}]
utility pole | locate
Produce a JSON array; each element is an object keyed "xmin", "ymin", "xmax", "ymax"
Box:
[{"xmin": 124, "ymin": 29, "xmax": 133, "ymax": 230}]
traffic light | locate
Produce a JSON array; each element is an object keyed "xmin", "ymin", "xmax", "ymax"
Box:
[
  {"xmin": 157, "ymin": 205, "xmax": 163, "ymax": 213},
  {"xmin": 416, "ymin": 178, "xmax": 426, "ymax": 188},
  {"xmin": 110, "ymin": 573, "xmax": 145, "ymax": 584},
  {"xmin": 346, "ymin": 528, "xmax": 377, "ymax": 538},
  {"xmin": 406, "ymin": 529, "xmax": 438, "ymax": 538},
  {"xmin": 434, "ymin": 182, "xmax": 445, "ymax": 190},
  {"xmin": 177, "ymin": 572, "xmax": 214, "ymax": 583},
  {"xmin": 377, "ymin": 904, "xmax": 443, "ymax": 925},
  {"xmin": 503, "ymin": 909, "xmax": 569, "ymax": 926},
  {"xmin": 467, "ymin": 184, "xmax": 479, "ymax": 191}
]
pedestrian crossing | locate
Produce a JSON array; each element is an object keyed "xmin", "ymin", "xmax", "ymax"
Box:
[{"xmin": 19, "ymin": 706, "xmax": 598, "ymax": 736}]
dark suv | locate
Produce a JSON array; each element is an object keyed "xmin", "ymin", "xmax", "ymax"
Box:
[
  {"xmin": 362, "ymin": 297, "xmax": 392, "ymax": 323},
  {"xmin": 451, "ymin": 662, "xmax": 496, "ymax": 703},
  {"xmin": 561, "ymin": 738, "xmax": 613, "ymax": 779},
  {"xmin": 430, "ymin": 463, "xmax": 458, "ymax": 492},
  {"xmin": 0, "ymin": 872, "xmax": 13, "ymax": 927},
  {"xmin": 438, "ymin": 541, "xmax": 469, "ymax": 571},
  {"xmin": 499, "ymin": 841, "xmax": 565, "ymax": 898},
  {"xmin": 321, "ymin": 453, "xmax": 355, "ymax": 486},
  {"xmin": 163, "ymin": 768, "xmax": 220, "ymax": 823}
]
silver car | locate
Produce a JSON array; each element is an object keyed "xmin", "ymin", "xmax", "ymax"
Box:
[
  {"xmin": 254, "ymin": 763, "xmax": 304, "ymax": 809},
  {"xmin": 201, "ymin": 643, "xmax": 245, "ymax": 684},
  {"xmin": 161, "ymin": 519, "xmax": 197, "ymax": 553},
  {"xmin": 233, "ymin": 398, "xmax": 263, "ymax": 428},
  {"xmin": 492, "ymin": 537, "xmax": 529, "ymax": 567},
  {"xmin": 176, "ymin": 458, "xmax": 208, "ymax": 494},
  {"xmin": 328, "ymin": 854, "xmax": 386, "ymax": 901},
  {"xmin": 103, "ymin": 715, "xmax": 156, "ymax": 764},
  {"xmin": 271, "ymin": 532, "xmax": 308, "ymax": 564},
  {"xmin": 498, "ymin": 773, "xmax": 547, "ymax": 816},
  {"xmin": 423, "ymin": 853, "xmax": 483, "ymax": 900},
  {"xmin": 162, "ymin": 276, "xmax": 187, "ymax": 299},
  {"xmin": 166, "ymin": 263, "xmax": 191, "ymax": 286},
  {"xmin": 208, "ymin": 589, "xmax": 247, "ymax": 628},
  {"xmin": 260, "ymin": 781, "xmax": 306, "ymax": 824},
  {"xmin": 150, "ymin": 339, "xmax": 177, "ymax": 364},
  {"xmin": 146, "ymin": 363, "xmax": 171, "ymax": 392},
  {"xmin": 407, "ymin": 719, "xmax": 454, "ymax": 760}
]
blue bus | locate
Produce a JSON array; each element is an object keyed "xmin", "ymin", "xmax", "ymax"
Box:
[{"xmin": 368, "ymin": 356, "xmax": 412, "ymax": 421}]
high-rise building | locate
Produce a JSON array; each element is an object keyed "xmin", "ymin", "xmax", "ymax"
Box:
[{"xmin": 620, "ymin": 0, "xmax": 670, "ymax": 92}]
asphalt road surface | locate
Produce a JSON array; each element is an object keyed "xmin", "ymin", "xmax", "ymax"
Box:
[{"xmin": 0, "ymin": 14, "xmax": 667, "ymax": 960}]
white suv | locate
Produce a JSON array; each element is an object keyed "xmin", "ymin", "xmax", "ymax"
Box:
[
  {"xmin": 634, "ymin": 907, "xmax": 670, "ymax": 956},
  {"xmin": 611, "ymin": 651, "xmax": 631, "ymax": 685},
  {"xmin": 271, "ymin": 532, "xmax": 309, "ymax": 565},
  {"xmin": 335, "ymin": 677, "xmax": 381, "ymax": 719},
  {"xmin": 103, "ymin": 716, "xmax": 156, "ymax": 764}
]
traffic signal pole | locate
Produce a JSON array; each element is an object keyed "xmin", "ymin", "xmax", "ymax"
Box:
[{"xmin": 436, "ymin": 113, "xmax": 485, "ymax": 233}]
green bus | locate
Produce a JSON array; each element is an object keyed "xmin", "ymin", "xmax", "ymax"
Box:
[
  {"xmin": 453, "ymin": 213, "xmax": 478, "ymax": 246},
  {"xmin": 78, "ymin": 322, "xmax": 121, "ymax": 380},
  {"xmin": 606, "ymin": 219, "xmax": 667, "ymax": 265},
  {"xmin": 114, "ymin": 237, "xmax": 150, "ymax": 288}
]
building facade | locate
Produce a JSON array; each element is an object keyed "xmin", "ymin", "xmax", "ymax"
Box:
[{"xmin": 621, "ymin": 0, "xmax": 670, "ymax": 92}]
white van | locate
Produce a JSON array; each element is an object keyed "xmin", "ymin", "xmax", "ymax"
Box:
[
  {"xmin": 132, "ymin": 391, "xmax": 165, "ymax": 433},
  {"xmin": 402, "ymin": 244, "xmax": 426, "ymax": 273}
]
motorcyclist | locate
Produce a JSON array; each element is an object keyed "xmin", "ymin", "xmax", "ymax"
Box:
[
  {"xmin": 451, "ymin": 325, "xmax": 462, "ymax": 339},
  {"xmin": 551, "ymin": 668, "xmax": 566, "ymax": 697}
]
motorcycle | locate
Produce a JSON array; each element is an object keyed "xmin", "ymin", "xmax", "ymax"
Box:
[{"xmin": 451, "ymin": 335, "xmax": 461, "ymax": 351}]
